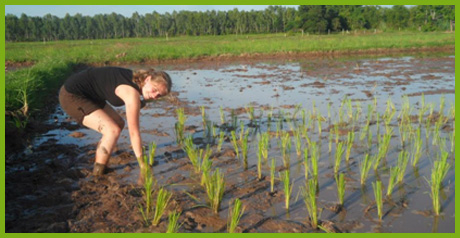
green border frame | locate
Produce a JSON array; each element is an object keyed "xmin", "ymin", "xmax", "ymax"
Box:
[{"xmin": 1, "ymin": 0, "xmax": 457, "ymax": 236}]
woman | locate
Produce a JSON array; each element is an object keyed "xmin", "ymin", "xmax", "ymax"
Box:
[{"xmin": 59, "ymin": 67, "xmax": 172, "ymax": 179}]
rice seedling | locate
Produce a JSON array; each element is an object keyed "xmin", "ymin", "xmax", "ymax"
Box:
[
  {"xmin": 310, "ymin": 142, "xmax": 319, "ymax": 183},
  {"xmin": 334, "ymin": 123, "xmax": 340, "ymax": 145},
  {"xmin": 227, "ymin": 198, "xmax": 245, "ymax": 233},
  {"xmin": 359, "ymin": 154, "xmax": 373, "ymax": 186},
  {"xmin": 280, "ymin": 132, "xmax": 292, "ymax": 168},
  {"xmin": 245, "ymin": 104, "xmax": 255, "ymax": 123},
  {"xmin": 336, "ymin": 172, "xmax": 345, "ymax": 206},
  {"xmin": 372, "ymin": 180, "xmax": 383, "ymax": 221},
  {"xmin": 360, "ymin": 122, "xmax": 369, "ymax": 142},
  {"xmin": 418, "ymin": 94, "xmax": 427, "ymax": 125},
  {"xmin": 219, "ymin": 106, "xmax": 225, "ymax": 125},
  {"xmin": 201, "ymin": 106, "xmax": 207, "ymax": 126},
  {"xmin": 138, "ymin": 153, "xmax": 155, "ymax": 225},
  {"xmin": 411, "ymin": 127, "xmax": 423, "ymax": 168},
  {"xmin": 294, "ymin": 128, "xmax": 302, "ymax": 157},
  {"xmin": 279, "ymin": 170, "xmax": 293, "ymax": 211},
  {"xmin": 345, "ymin": 131, "xmax": 355, "ymax": 162},
  {"xmin": 367, "ymin": 129, "xmax": 373, "ymax": 150},
  {"xmin": 292, "ymin": 104, "xmax": 302, "ymax": 121},
  {"xmin": 241, "ymin": 131, "xmax": 249, "ymax": 170},
  {"xmin": 270, "ymin": 158, "xmax": 276, "ymax": 193},
  {"xmin": 205, "ymin": 168, "xmax": 226, "ymax": 214},
  {"xmin": 151, "ymin": 187, "xmax": 173, "ymax": 226},
  {"xmin": 230, "ymin": 131, "xmax": 239, "ymax": 159},
  {"xmin": 183, "ymin": 136, "xmax": 201, "ymax": 173},
  {"xmin": 334, "ymin": 142, "xmax": 345, "ymax": 176},
  {"xmin": 327, "ymin": 102, "xmax": 331, "ymax": 123},
  {"xmin": 303, "ymin": 148, "xmax": 309, "ymax": 181},
  {"xmin": 439, "ymin": 95, "xmax": 446, "ymax": 117},
  {"xmin": 386, "ymin": 166, "xmax": 399, "ymax": 198},
  {"xmin": 200, "ymin": 145, "xmax": 213, "ymax": 186},
  {"xmin": 317, "ymin": 114, "xmax": 323, "ymax": 135},
  {"xmin": 230, "ymin": 109, "xmax": 238, "ymax": 130},
  {"xmin": 267, "ymin": 108, "xmax": 273, "ymax": 130},
  {"xmin": 384, "ymin": 98, "xmax": 396, "ymax": 133},
  {"xmin": 302, "ymin": 179, "xmax": 318, "ymax": 229},
  {"xmin": 328, "ymin": 128, "xmax": 333, "ymax": 154},
  {"xmin": 174, "ymin": 108, "xmax": 187, "ymax": 146},
  {"xmin": 148, "ymin": 141, "xmax": 157, "ymax": 166},
  {"xmin": 397, "ymin": 150, "xmax": 409, "ymax": 184},
  {"xmin": 166, "ymin": 210, "xmax": 182, "ymax": 233},
  {"xmin": 450, "ymin": 123, "xmax": 455, "ymax": 153},
  {"xmin": 257, "ymin": 140, "xmax": 263, "ymax": 180},
  {"xmin": 217, "ymin": 131, "xmax": 225, "ymax": 153},
  {"xmin": 428, "ymin": 150, "xmax": 451, "ymax": 216},
  {"xmin": 260, "ymin": 132, "xmax": 270, "ymax": 161}
]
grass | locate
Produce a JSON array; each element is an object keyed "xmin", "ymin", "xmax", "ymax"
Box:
[
  {"xmin": 372, "ymin": 181, "xmax": 383, "ymax": 221},
  {"xmin": 205, "ymin": 168, "xmax": 226, "ymax": 214},
  {"xmin": 227, "ymin": 198, "xmax": 245, "ymax": 233}
]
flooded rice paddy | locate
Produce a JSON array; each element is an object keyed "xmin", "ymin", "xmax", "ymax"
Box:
[{"xmin": 6, "ymin": 54, "xmax": 455, "ymax": 232}]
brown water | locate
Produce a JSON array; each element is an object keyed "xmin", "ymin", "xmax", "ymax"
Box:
[{"xmin": 6, "ymin": 54, "xmax": 455, "ymax": 232}]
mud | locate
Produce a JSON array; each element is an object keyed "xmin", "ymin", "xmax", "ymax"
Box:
[{"xmin": 5, "ymin": 52, "xmax": 455, "ymax": 233}]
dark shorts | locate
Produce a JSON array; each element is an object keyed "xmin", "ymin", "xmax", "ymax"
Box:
[{"xmin": 59, "ymin": 86, "xmax": 106, "ymax": 125}]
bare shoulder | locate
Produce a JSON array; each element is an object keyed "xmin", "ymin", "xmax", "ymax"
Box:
[{"xmin": 115, "ymin": 84, "xmax": 140, "ymax": 103}]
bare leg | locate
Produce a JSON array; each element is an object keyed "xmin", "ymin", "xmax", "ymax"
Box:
[{"xmin": 82, "ymin": 104, "xmax": 124, "ymax": 174}]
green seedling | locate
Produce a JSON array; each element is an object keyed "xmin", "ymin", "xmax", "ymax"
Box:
[
  {"xmin": 302, "ymin": 179, "xmax": 318, "ymax": 229},
  {"xmin": 138, "ymin": 153, "xmax": 155, "ymax": 225},
  {"xmin": 303, "ymin": 148, "xmax": 309, "ymax": 181},
  {"xmin": 217, "ymin": 131, "xmax": 225, "ymax": 153},
  {"xmin": 279, "ymin": 170, "xmax": 293, "ymax": 211},
  {"xmin": 257, "ymin": 140, "xmax": 263, "ymax": 180},
  {"xmin": 270, "ymin": 158, "xmax": 276, "ymax": 193},
  {"xmin": 345, "ymin": 131, "xmax": 355, "ymax": 162},
  {"xmin": 261, "ymin": 132, "xmax": 270, "ymax": 161},
  {"xmin": 428, "ymin": 150, "xmax": 450, "ymax": 216},
  {"xmin": 245, "ymin": 104, "xmax": 255, "ymax": 122},
  {"xmin": 294, "ymin": 128, "xmax": 302, "ymax": 157},
  {"xmin": 230, "ymin": 109, "xmax": 238, "ymax": 130},
  {"xmin": 152, "ymin": 187, "xmax": 173, "ymax": 226},
  {"xmin": 174, "ymin": 108, "xmax": 187, "ymax": 146},
  {"xmin": 397, "ymin": 150, "xmax": 409, "ymax": 184},
  {"xmin": 386, "ymin": 166, "xmax": 399, "ymax": 198},
  {"xmin": 450, "ymin": 123, "xmax": 455, "ymax": 153},
  {"xmin": 310, "ymin": 142, "xmax": 319, "ymax": 183},
  {"xmin": 336, "ymin": 173, "xmax": 345, "ymax": 206},
  {"xmin": 281, "ymin": 132, "xmax": 292, "ymax": 167},
  {"xmin": 411, "ymin": 127, "xmax": 423, "ymax": 167},
  {"xmin": 231, "ymin": 131, "xmax": 239, "ymax": 159},
  {"xmin": 227, "ymin": 198, "xmax": 245, "ymax": 233},
  {"xmin": 359, "ymin": 154, "xmax": 373, "ymax": 186},
  {"xmin": 219, "ymin": 106, "xmax": 225, "ymax": 125},
  {"xmin": 148, "ymin": 141, "xmax": 157, "ymax": 166},
  {"xmin": 166, "ymin": 210, "xmax": 182, "ymax": 233},
  {"xmin": 200, "ymin": 145, "xmax": 213, "ymax": 186},
  {"xmin": 205, "ymin": 168, "xmax": 226, "ymax": 214},
  {"xmin": 372, "ymin": 180, "xmax": 383, "ymax": 221},
  {"xmin": 241, "ymin": 131, "xmax": 249, "ymax": 170},
  {"xmin": 334, "ymin": 142, "xmax": 345, "ymax": 176},
  {"xmin": 183, "ymin": 136, "xmax": 202, "ymax": 173},
  {"xmin": 328, "ymin": 128, "xmax": 333, "ymax": 154}
]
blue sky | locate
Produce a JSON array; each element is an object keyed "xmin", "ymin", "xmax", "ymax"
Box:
[{"xmin": 5, "ymin": 5, "xmax": 299, "ymax": 17}]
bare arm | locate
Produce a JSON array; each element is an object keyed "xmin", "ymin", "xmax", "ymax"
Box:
[{"xmin": 115, "ymin": 85, "xmax": 143, "ymax": 159}]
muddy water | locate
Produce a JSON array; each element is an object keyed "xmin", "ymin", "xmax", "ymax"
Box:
[{"xmin": 7, "ymin": 54, "xmax": 454, "ymax": 232}]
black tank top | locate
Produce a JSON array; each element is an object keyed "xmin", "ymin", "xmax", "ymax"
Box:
[{"xmin": 64, "ymin": 67, "xmax": 141, "ymax": 107}]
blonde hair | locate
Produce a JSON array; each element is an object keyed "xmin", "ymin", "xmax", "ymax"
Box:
[{"xmin": 133, "ymin": 69, "xmax": 172, "ymax": 95}]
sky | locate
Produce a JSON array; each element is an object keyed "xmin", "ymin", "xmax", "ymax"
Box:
[{"xmin": 5, "ymin": 5, "xmax": 299, "ymax": 17}]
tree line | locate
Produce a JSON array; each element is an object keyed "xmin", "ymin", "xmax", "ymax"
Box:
[{"xmin": 6, "ymin": 5, "xmax": 455, "ymax": 42}]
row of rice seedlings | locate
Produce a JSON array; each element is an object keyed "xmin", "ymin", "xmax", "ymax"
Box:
[
  {"xmin": 205, "ymin": 168, "xmax": 226, "ymax": 214},
  {"xmin": 428, "ymin": 150, "xmax": 451, "ymax": 216},
  {"xmin": 279, "ymin": 170, "xmax": 293, "ymax": 211},
  {"xmin": 174, "ymin": 108, "xmax": 187, "ymax": 146},
  {"xmin": 334, "ymin": 142, "xmax": 345, "ymax": 176},
  {"xmin": 227, "ymin": 198, "xmax": 245, "ymax": 233},
  {"xmin": 372, "ymin": 180, "xmax": 383, "ymax": 221}
]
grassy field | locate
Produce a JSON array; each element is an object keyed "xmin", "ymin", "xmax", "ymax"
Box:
[{"xmin": 4, "ymin": 32, "xmax": 455, "ymax": 130}]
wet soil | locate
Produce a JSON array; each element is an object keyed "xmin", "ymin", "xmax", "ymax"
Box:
[{"xmin": 5, "ymin": 52, "xmax": 455, "ymax": 233}]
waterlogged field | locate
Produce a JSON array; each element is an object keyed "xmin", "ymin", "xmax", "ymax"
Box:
[{"xmin": 6, "ymin": 54, "xmax": 455, "ymax": 233}]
